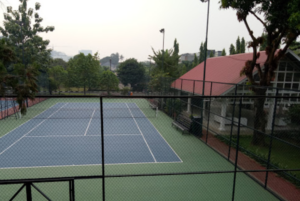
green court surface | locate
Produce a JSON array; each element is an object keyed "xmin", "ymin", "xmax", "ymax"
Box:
[{"xmin": 0, "ymin": 98, "xmax": 279, "ymax": 200}]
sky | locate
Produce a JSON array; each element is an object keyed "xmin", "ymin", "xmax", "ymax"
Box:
[{"xmin": 0, "ymin": 0, "xmax": 267, "ymax": 62}]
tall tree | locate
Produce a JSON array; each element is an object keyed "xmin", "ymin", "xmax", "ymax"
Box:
[
  {"xmin": 67, "ymin": 53, "xmax": 102, "ymax": 95},
  {"xmin": 99, "ymin": 70, "xmax": 119, "ymax": 95},
  {"xmin": 117, "ymin": 58, "xmax": 145, "ymax": 91},
  {"xmin": 236, "ymin": 36, "xmax": 241, "ymax": 53},
  {"xmin": 0, "ymin": 0, "xmax": 54, "ymax": 114},
  {"xmin": 219, "ymin": 0, "xmax": 300, "ymax": 145},
  {"xmin": 241, "ymin": 37, "xmax": 246, "ymax": 53},
  {"xmin": 51, "ymin": 58, "xmax": 67, "ymax": 69},
  {"xmin": 48, "ymin": 65, "xmax": 67, "ymax": 92},
  {"xmin": 221, "ymin": 48, "xmax": 227, "ymax": 56},
  {"xmin": 192, "ymin": 53, "xmax": 198, "ymax": 67},
  {"xmin": 209, "ymin": 51, "xmax": 214, "ymax": 58},
  {"xmin": 229, "ymin": 44, "xmax": 236, "ymax": 55},
  {"xmin": 149, "ymin": 48, "xmax": 180, "ymax": 78},
  {"xmin": 199, "ymin": 42, "xmax": 206, "ymax": 63}
]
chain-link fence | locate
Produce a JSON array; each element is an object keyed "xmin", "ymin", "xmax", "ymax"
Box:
[{"xmin": 0, "ymin": 94, "xmax": 299, "ymax": 200}]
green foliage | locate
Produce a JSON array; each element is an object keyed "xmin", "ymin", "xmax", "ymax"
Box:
[
  {"xmin": 165, "ymin": 98, "xmax": 182, "ymax": 118},
  {"xmin": 51, "ymin": 58, "xmax": 68, "ymax": 70},
  {"xmin": 198, "ymin": 42, "xmax": 206, "ymax": 63},
  {"xmin": 192, "ymin": 53, "xmax": 198, "ymax": 66},
  {"xmin": 221, "ymin": 48, "xmax": 227, "ymax": 56},
  {"xmin": 149, "ymin": 48, "xmax": 180, "ymax": 79},
  {"xmin": 209, "ymin": 51, "xmax": 214, "ymax": 58},
  {"xmin": 67, "ymin": 53, "xmax": 102, "ymax": 94},
  {"xmin": 100, "ymin": 52, "xmax": 120, "ymax": 66},
  {"xmin": 48, "ymin": 65, "xmax": 67, "ymax": 92},
  {"xmin": 229, "ymin": 44, "xmax": 236, "ymax": 55},
  {"xmin": 99, "ymin": 70, "xmax": 119, "ymax": 94},
  {"xmin": 0, "ymin": 0, "xmax": 54, "ymax": 70},
  {"xmin": 0, "ymin": 0, "xmax": 54, "ymax": 114},
  {"xmin": 241, "ymin": 37, "xmax": 246, "ymax": 53},
  {"xmin": 117, "ymin": 58, "xmax": 145, "ymax": 90},
  {"xmin": 220, "ymin": 0, "xmax": 300, "ymax": 146},
  {"xmin": 285, "ymin": 105, "xmax": 300, "ymax": 125},
  {"xmin": 120, "ymin": 87, "xmax": 130, "ymax": 95},
  {"xmin": 236, "ymin": 36, "xmax": 241, "ymax": 54},
  {"xmin": 289, "ymin": 40, "xmax": 300, "ymax": 56}
]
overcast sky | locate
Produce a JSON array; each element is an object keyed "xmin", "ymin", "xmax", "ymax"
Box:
[{"xmin": 0, "ymin": 0, "xmax": 268, "ymax": 61}]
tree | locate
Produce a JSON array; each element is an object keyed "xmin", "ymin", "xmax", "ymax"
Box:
[
  {"xmin": 149, "ymin": 48, "xmax": 180, "ymax": 78},
  {"xmin": 236, "ymin": 36, "xmax": 241, "ymax": 53},
  {"xmin": 221, "ymin": 48, "xmax": 227, "ymax": 56},
  {"xmin": 241, "ymin": 37, "xmax": 246, "ymax": 53},
  {"xmin": 229, "ymin": 44, "xmax": 236, "ymax": 55},
  {"xmin": 192, "ymin": 53, "xmax": 198, "ymax": 66},
  {"xmin": 67, "ymin": 53, "xmax": 102, "ymax": 94},
  {"xmin": 0, "ymin": 0, "xmax": 54, "ymax": 69},
  {"xmin": 48, "ymin": 65, "xmax": 67, "ymax": 92},
  {"xmin": 51, "ymin": 58, "xmax": 67, "ymax": 69},
  {"xmin": 0, "ymin": 0, "xmax": 54, "ymax": 114},
  {"xmin": 289, "ymin": 40, "xmax": 300, "ymax": 56},
  {"xmin": 119, "ymin": 54, "xmax": 124, "ymax": 62},
  {"xmin": 209, "ymin": 51, "xmax": 214, "ymax": 58},
  {"xmin": 99, "ymin": 70, "xmax": 119, "ymax": 95},
  {"xmin": 117, "ymin": 58, "xmax": 145, "ymax": 91},
  {"xmin": 199, "ymin": 42, "xmax": 207, "ymax": 63},
  {"xmin": 220, "ymin": 0, "xmax": 300, "ymax": 146}
]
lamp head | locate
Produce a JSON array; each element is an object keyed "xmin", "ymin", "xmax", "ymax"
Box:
[{"xmin": 160, "ymin": 28, "xmax": 165, "ymax": 33}]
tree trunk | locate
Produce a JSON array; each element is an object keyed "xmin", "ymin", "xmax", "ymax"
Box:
[{"xmin": 251, "ymin": 88, "xmax": 267, "ymax": 146}]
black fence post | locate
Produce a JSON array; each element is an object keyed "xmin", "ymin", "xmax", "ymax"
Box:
[
  {"xmin": 69, "ymin": 180, "xmax": 75, "ymax": 201},
  {"xmin": 205, "ymin": 82, "xmax": 213, "ymax": 143},
  {"xmin": 26, "ymin": 182, "xmax": 32, "ymax": 201},
  {"xmin": 193, "ymin": 80, "xmax": 195, "ymax": 95},
  {"xmin": 100, "ymin": 96, "xmax": 105, "ymax": 201},
  {"xmin": 264, "ymin": 89, "xmax": 279, "ymax": 188},
  {"xmin": 231, "ymin": 98, "xmax": 242, "ymax": 201},
  {"xmin": 228, "ymin": 85, "xmax": 238, "ymax": 160}
]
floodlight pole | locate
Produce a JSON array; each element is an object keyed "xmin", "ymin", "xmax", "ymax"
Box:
[
  {"xmin": 202, "ymin": 0, "xmax": 210, "ymax": 97},
  {"xmin": 160, "ymin": 28, "xmax": 165, "ymax": 95}
]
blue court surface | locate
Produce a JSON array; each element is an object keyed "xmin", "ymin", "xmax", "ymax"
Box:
[{"xmin": 0, "ymin": 102, "xmax": 181, "ymax": 168}]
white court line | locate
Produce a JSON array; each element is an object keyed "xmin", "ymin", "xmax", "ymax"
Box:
[
  {"xmin": 0, "ymin": 160, "xmax": 183, "ymax": 170},
  {"xmin": 133, "ymin": 103, "xmax": 183, "ymax": 162},
  {"xmin": 25, "ymin": 134, "xmax": 141, "ymax": 138},
  {"xmin": 0, "ymin": 103, "xmax": 58, "ymax": 140},
  {"xmin": 126, "ymin": 103, "xmax": 157, "ymax": 163},
  {"xmin": 84, "ymin": 108, "xmax": 96, "ymax": 136},
  {"xmin": 0, "ymin": 103, "xmax": 69, "ymax": 156}
]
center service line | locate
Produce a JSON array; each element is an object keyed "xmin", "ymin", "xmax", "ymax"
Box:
[{"xmin": 84, "ymin": 108, "xmax": 96, "ymax": 136}]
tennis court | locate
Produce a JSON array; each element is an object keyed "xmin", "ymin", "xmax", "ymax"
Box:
[
  {"xmin": 0, "ymin": 98, "xmax": 280, "ymax": 200},
  {"xmin": 0, "ymin": 102, "xmax": 181, "ymax": 168}
]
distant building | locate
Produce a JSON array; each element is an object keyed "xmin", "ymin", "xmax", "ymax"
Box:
[
  {"xmin": 79, "ymin": 50, "xmax": 92, "ymax": 55},
  {"xmin": 179, "ymin": 50, "xmax": 222, "ymax": 63},
  {"xmin": 51, "ymin": 50, "xmax": 71, "ymax": 62}
]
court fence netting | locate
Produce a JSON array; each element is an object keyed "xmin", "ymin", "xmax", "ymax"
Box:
[{"xmin": 0, "ymin": 94, "xmax": 299, "ymax": 201}]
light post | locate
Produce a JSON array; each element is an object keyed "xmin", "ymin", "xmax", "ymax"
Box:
[
  {"xmin": 160, "ymin": 28, "xmax": 165, "ymax": 95},
  {"xmin": 201, "ymin": 0, "xmax": 210, "ymax": 97},
  {"xmin": 200, "ymin": 0, "xmax": 210, "ymax": 138}
]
